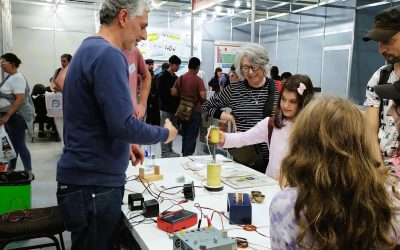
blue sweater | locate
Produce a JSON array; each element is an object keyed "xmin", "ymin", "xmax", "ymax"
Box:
[{"xmin": 57, "ymin": 36, "xmax": 168, "ymax": 187}]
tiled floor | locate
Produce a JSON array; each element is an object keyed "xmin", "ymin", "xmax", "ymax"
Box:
[{"xmin": 3, "ymin": 128, "xmax": 185, "ymax": 249}]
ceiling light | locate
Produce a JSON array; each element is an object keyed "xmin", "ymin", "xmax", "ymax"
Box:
[
  {"xmin": 246, "ymin": 1, "xmax": 251, "ymax": 8},
  {"xmin": 234, "ymin": 1, "xmax": 241, "ymax": 8},
  {"xmin": 215, "ymin": 6, "xmax": 222, "ymax": 13}
]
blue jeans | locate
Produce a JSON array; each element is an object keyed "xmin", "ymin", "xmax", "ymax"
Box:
[
  {"xmin": 5, "ymin": 113, "xmax": 32, "ymax": 171},
  {"xmin": 181, "ymin": 111, "xmax": 201, "ymax": 156},
  {"xmin": 56, "ymin": 183, "xmax": 124, "ymax": 250}
]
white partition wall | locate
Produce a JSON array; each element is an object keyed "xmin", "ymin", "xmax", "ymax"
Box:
[{"xmin": 11, "ymin": 2, "xmax": 96, "ymax": 88}]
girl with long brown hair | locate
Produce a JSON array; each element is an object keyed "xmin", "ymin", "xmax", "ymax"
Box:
[{"xmin": 270, "ymin": 97, "xmax": 400, "ymax": 249}]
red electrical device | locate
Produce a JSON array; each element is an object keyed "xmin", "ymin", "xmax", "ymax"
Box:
[{"xmin": 157, "ymin": 209, "xmax": 198, "ymax": 233}]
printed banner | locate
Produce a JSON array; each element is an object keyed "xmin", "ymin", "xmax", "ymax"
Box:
[
  {"xmin": 214, "ymin": 41, "xmax": 248, "ymax": 73},
  {"xmin": 137, "ymin": 29, "xmax": 202, "ymax": 62}
]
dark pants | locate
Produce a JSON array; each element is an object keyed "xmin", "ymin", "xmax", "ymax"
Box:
[
  {"xmin": 57, "ymin": 183, "xmax": 124, "ymax": 250},
  {"xmin": 5, "ymin": 113, "xmax": 32, "ymax": 171},
  {"xmin": 181, "ymin": 111, "xmax": 201, "ymax": 156}
]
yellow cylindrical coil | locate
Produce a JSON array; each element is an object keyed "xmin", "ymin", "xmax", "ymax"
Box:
[
  {"xmin": 207, "ymin": 164, "xmax": 221, "ymax": 187},
  {"xmin": 209, "ymin": 127, "xmax": 219, "ymax": 144}
]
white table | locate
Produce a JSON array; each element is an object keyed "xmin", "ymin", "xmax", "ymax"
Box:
[{"xmin": 122, "ymin": 155, "xmax": 280, "ymax": 250}]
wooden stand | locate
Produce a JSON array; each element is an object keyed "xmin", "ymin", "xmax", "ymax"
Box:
[{"xmin": 138, "ymin": 165, "xmax": 163, "ymax": 182}]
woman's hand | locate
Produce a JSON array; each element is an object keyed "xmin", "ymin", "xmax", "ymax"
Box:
[
  {"xmin": 220, "ymin": 112, "xmax": 237, "ymax": 132},
  {"xmin": 218, "ymin": 130, "xmax": 226, "ymax": 145}
]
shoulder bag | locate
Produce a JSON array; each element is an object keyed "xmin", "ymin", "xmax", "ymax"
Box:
[{"xmin": 175, "ymin": 76, "xmax": 196, "ymax": 122}]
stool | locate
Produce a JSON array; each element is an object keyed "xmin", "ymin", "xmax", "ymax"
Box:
[{"xmin": 0, "ymin": 206, "xmax": 65, "ymax": 250}]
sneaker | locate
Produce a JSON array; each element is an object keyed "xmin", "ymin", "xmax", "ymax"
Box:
[
  {"xmin": 26, "ymin": 170, "xmax": 34, "ymax": 180},
  {"xmin": 168, "ymin": 151, "xmax": 180, "ymax": 158}
]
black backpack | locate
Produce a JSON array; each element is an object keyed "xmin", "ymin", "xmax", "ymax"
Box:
[{"xmin": 377, "ymin": 64, "xmax": 394, "ymax": 115}]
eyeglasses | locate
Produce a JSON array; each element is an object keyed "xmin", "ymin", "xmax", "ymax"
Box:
[
  {"xmin": 0, "ymin": 62, "xmax": 10, "ymax": 66},
  {"xmin": 241, "ymin": 65, "xmax": 262, "ymax": 73}
]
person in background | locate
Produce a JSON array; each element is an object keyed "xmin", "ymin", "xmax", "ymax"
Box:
[
  {"xmin": 270, "ymin": 66, "xmax": 282, "ymax": 92},
  {"xmin": 228, "ymin": 69, "xmax": 240, "ymax": 85},
  {"xmin": 270, "ymin": 96, "xmax": 400, "ymax": 249},
  {"xmin": 124, "ymin": 47, "xmax": 151, "ymax": 120},
  {"xmin": 208, "ymin": 67, "xmax": 222, "ymax": 93},
  {"xmin": 50, "ymin": 53, "xmax": 72, "ymax": 142},
  {"xmin": 56, "ymin": 1, "xmax": 178, "ymax": 249},
  {"xmin": 219, "ymin": 75, "xmax": 314, "ymax": 179},
  {"xmin": 375, "ymin": 80, "xmax": 400, "ymax": 175},
  {"xmin": 203, "ymin": 43, "xmax": 279, "ymax": 173},
  {"xmin": 145, "ymin": 58, "xmax": 160, "ymax": 125},
  {"xmin": 0, "ymin": 53, "xmax": 35, "ymax": 179},
  {"xmin": 145, "ymin": 58, "xmax": 154, "ymax": 76},
  {"xmin": 51, "ymin": 53, "xmax": 71, "ymax": 92},
  {"xmin": 172, "ymin": 57, "xmax": 207, "ymax": 156},
  {"xmin": 281, "ymin": 71, "xmax": 292, "ymax": 85},
  {"xmin": 52, "ymin": 55, "xmax": 70, "ymax": 143},
  {"xmin": 219, "ymin": 64, "xmax": 235, "ymax": 90},
  {"xmin": 157, "ymin": 55, "xmax": 181, "ymax": 158},
  {"xmin": 363, "ymin": 6, "xmax": 400, "ymax": 167},
  {"xmin": 31, "ymin": 83, "xmax": 57, "ymax": 138}
]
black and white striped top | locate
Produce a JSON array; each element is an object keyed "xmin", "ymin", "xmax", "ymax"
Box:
[{"xmin": 202, "ymin": 78, "xmax": 279, "ymax": 161}]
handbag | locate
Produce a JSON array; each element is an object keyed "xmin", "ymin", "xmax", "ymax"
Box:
[
  {"xmin": 0, "ymin": 125, "xmax": 16, "ymax": 161},
  {"xmin": 175, "ymin": 76, "xmax": 196, "ymax": 122},
  {"xmin": 175, "ymin": 96, "xmax": 195, "ymax": 122},
  {"xmin": 228, "ymin": 145, "xmax": 266, "ymax": 173},
  {"xmin": 45, "ymin": 92, "xmax": 63, "ymax": 118}
]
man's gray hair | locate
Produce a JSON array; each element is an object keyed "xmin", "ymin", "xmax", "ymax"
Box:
[
  {"xmin": 234, "ymin": 43, "xmax": 271, "ymax": 80},
  {"xmin": 100, "ymin": 0, "xmax": 150, "ymax": 25}
]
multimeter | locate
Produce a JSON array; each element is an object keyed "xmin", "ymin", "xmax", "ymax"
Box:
[{"xmin": 157, "ymin": 209, "xmax": 198, "ymax": 233}]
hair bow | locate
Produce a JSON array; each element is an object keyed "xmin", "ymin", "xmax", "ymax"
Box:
[{"xmin": 297, "ymin": 83, "xmax": 306, "ymax": 95}]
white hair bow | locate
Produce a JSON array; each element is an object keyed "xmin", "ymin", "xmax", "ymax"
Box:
[{"xmin": 297, "ymin": 83, "xmax": 306, "ymax": 95}]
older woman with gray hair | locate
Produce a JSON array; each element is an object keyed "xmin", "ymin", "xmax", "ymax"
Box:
[{"xmin": 203, "ymin": 43, "xmax": 278, "ymax": 173}]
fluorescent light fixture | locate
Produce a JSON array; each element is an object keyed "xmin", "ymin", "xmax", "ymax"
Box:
[
  {"xmin": 234, "ymin": 0, "xmax": 241, "ymax": 8},
  {"xmin": 215, "ymin": 6, "xmax": 222, "ymax": 13},
  {"xmin": 246, "ymin": 1, "xmax": 251, "ymax": 8}
]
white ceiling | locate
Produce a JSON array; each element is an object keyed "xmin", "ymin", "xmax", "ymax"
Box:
[{"xmin": 11, "ymin": 0, "xmax": 400, "ymax": 25}]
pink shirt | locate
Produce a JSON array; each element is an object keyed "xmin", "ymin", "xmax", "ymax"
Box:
[
  {"xmin": 223, "ymin": 117, "xmax": 293, "ymax": 179},
  {"xmin": 123, "ymin": 49, "xmax": 147, "ymax": 113}
]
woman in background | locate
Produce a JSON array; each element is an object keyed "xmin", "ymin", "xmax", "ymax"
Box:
[
  {"xmin": 202, "ymin": 43, "xmax": 279, "ymax": 173},
  {"xmin": 270, "ymin": 97, "xmax": 400, "ymax": 249},
  {"xmin": 208, "ymin": 67, "xmax": 222, "ymax": 93},
  {"xmin": 0, "ymin": 53, "xmax": 35, "ymax": 178}
]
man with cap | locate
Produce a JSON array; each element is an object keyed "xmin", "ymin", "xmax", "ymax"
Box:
[{"xmin": 364, "ymin": 6, "xmax": 400, "ymax": 166}]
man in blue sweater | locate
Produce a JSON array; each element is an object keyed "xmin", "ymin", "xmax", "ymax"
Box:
[{"xmin": 56, "ymin": 1, "xmax": 177, "ymax": 249}]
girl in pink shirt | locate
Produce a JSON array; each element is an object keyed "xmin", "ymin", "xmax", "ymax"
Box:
[{"xmin": 219, "ymin": 74, "xmax": 314, "ymax": 179}]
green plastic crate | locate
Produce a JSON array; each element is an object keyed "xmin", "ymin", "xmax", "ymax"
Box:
[{"xmin": 0, "ymin": 182, "xmax": 31, "ymax": 215}]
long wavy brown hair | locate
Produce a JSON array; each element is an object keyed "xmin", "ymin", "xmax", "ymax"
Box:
[{"xmin": 279, "ymin": 97, "xmax": 399, "ymax": 249}]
